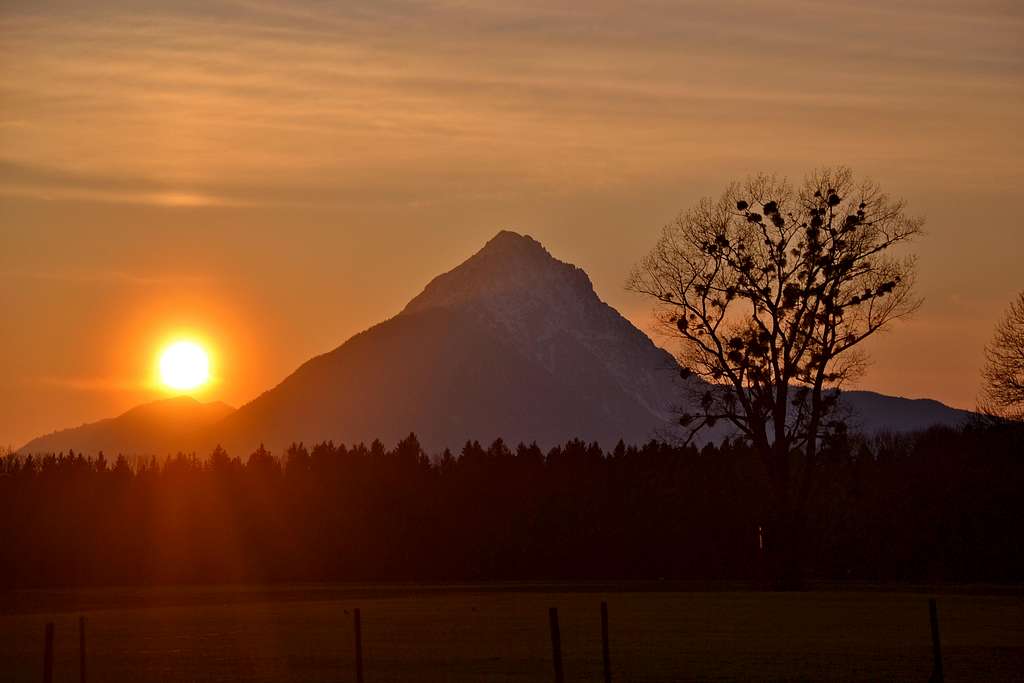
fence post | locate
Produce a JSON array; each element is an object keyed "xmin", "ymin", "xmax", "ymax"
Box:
[
  {"xmin": 549, "ymin": 607, "xmax": 564, "ymax": 683},
  {"xmin": 43, "ymin": 622, "xmax": 54, "ymax": 683},
  {"xmin": 79, "ymin": 616, "xmax": 87, "ymax": 683},
  {"xmin": 354, "ymin": 608, "xmax": 364, "ymax": 683},
  {"xmin": 929, "ymin": 598, "xmax": 944, "ymax": 683},
  {"xmin": 600, "ymin": 601, "xmax": 611, "ymax": 683}
]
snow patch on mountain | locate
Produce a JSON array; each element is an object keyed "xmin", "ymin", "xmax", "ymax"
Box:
[{"xmin": 402, "ymin": 230, "xmax": 681, "ymax": 422}]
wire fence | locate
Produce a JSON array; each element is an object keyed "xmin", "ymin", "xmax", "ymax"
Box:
[{"xmin": 37, "ymin": 598, "xmax": 946, "ymax": 683}]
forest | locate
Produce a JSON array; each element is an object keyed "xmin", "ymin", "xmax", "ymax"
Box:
[{"xmin": 2, "ymin": 420, "xmax": 1021, "ymax": 588}]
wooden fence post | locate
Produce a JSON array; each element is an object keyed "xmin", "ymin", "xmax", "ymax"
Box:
[
  {"xmin": 600, "ymin": 601, "xmax": 611, "ymax": 683},
  {"xmin": 79, "ymin": 616, "xmax": 87, "ymax": 683},
  {"xmin": 929, "ymin": 598, "xmax": 944, "ymax": 683},
  {"xmin": 354, "ymin": 608, "xmax": 364, "ymax": 683},
  {"xmin": 549, "ymin": 607, "xmax": 564, "ymax": 683},
  {"xmin": 43, "ymin": 622, "xmax": 54, "ymax": 683}
]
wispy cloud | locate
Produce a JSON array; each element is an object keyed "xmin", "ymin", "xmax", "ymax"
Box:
[
  {"xmin": 0, "ymin": 184, "xmax": 241, "ymax": 207},
  {"xmin": 2, "ymin": 268, "xmax": 206, "ymax": 287},
  {"xmin": 0, "ymin": 160, "xmax": 253, "ymax": 207},
  {"xmin": 1, "ymin": 1, "xmax": 1020, "ymax": 207},
  {"xmin": 29, "ymin": 375, "xmax": 146, "ymax": 393}
]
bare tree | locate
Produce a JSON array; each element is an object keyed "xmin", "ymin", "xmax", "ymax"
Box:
[
  {"xmin": 980, "ymin": 291, "xmax": 1024, "ymax": 422},
  {"xmin": 628, "ymin": 168, "xmax": 922, "ymax": 587}
]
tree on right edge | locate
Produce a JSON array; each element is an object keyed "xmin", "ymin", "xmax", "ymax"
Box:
[
  {"xmin": 628, "ymin": 168, "xmax": 922, "ymax": 588},
  {"xmin": 981, "ymin": 291, "xmax": 1024, "ymax": 422}
]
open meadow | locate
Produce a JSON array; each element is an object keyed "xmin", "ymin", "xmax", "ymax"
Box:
[{"xmin": 2, "ymin": 583, "xmax": 1022, "ymax": 682}]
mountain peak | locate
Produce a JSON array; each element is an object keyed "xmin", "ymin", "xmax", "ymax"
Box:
[
  {"xmin": 401, "ymin": 230, "xmax": 591, "ymax": 318},
  {"xmin": 200, "ymin": 229, "xmax": 684, "ymax": 453},
  {"xmin": 478, "ymin": 229, "xmax": 549, "ymax": 257},
  {"xmin": 124, "ymin": 395, "xmax": 234, "ymax": 418}
]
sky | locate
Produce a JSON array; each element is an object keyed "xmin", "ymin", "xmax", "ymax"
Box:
[{"xmin": 1, "ymin": 0, "xmax": 1022, "ymax": 449}]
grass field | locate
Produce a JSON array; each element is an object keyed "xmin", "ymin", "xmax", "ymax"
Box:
[{"xmin": 1, "ymin": 583, "xmax": 1022, "ymax": 682}]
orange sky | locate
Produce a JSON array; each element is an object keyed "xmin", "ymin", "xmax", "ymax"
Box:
[{"xmin": 1, "ymin": 0, "xmax": 1022, "ymax": 448}]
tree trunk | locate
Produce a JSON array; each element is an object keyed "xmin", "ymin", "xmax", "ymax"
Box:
[{"xmin": 765, "ymin": 506, "xmax": 805, "ymax": 591}]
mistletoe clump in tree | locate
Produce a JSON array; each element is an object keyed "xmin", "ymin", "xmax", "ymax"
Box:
[{"xmin": 628, "ymin": 167, "xmax": 922, "ymax": 587}]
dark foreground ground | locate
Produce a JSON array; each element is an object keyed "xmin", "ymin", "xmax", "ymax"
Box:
[{"xmin": 1, "ymin": 582, "xmax": 1022, "ymax": 682}]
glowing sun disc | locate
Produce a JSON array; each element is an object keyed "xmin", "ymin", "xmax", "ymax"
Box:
[{"xmin": 159, "ymin": 341, "xmax": 210, "ymax": 391}]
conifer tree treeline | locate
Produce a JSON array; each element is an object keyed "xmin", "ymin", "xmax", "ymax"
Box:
[{"xmin": 1, "ymin": 424, "xmax": 1022, "ymax": 587}]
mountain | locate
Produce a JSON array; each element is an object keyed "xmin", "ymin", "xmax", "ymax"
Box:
[
  {"xmin": 18, "ymin": 231, "xmax": 972, "ymax": 456},
  {"xmin": 19, "ymin": 396, "xmax": 235, "ymax": 456},
  {"xmin": 840, "ymin": 391, "xmax": 972, "ymax": 433},
  {"xmin": 202, "ymin": 231, "xmax": 687, "ymax": 454}
]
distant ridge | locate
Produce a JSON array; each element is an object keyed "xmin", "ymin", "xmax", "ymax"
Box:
[
  {"xmin": 19, "ymin": 232, "xmax": 973, "ymax": 456},
  {"xmin": 840, "ymin": 390, "xmax": 972, "ymax": 433},
  {"xmin": 20, "ymin": 396, "xmax": 234, "ymax": 456}
]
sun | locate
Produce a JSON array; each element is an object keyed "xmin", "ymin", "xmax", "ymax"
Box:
[{"xmin": 159, "ymin": 340, "xmax": 210, "ymax": 391}]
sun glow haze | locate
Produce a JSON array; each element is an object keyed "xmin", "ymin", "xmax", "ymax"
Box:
[{"xmin": 159, "ymin": 341, "xmax": 211, "ymax": 392}]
